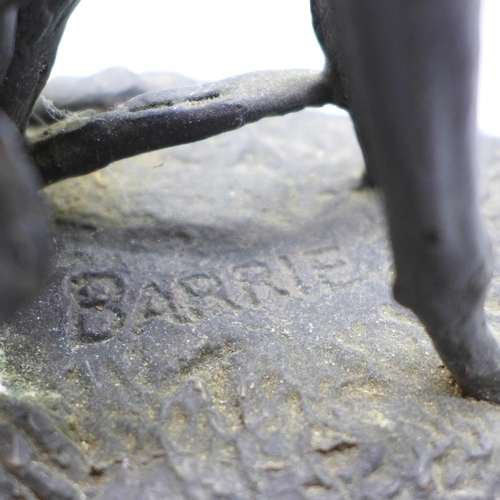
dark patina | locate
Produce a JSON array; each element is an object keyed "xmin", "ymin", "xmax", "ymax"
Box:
[{"xmin": 0, "ymin": 0, "xmax": 496, "ymax": 406}]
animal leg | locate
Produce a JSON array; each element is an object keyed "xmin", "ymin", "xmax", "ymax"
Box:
[
  {"xmin": 315, "ymin": 0, "xmax": 500, "ymax": 401},
  {"xmin": 0, "ymin": 3, "xmax": 49, "ymax": 321}
]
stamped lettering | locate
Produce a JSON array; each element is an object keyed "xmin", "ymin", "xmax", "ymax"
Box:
[
  {"xmin": 179, "ymin": 273, "xmax": 241, "ymax": 316},
  {"xmin": 65, "ymin": 244, "xmax": 361, "ymax": 346},
  {"xmin": 69, "ymin": 274, "xmax": 125, "ymax": 346},
  {"xmin": 232, "ymin": 262, "xmax": 290, "ymax": 306},
  {"xmin": 304, "ymin": 246, "xmax": 359, "ymax": 289}
]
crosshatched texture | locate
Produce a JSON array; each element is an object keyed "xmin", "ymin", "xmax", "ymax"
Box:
[{"xmin": 1, "ymin": 111, "xmax": 500, "ymax": 498}]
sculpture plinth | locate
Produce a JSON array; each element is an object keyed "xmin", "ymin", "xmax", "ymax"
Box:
[{"xmin": 1, "ymin": 109, "xmax": 500, "ymax": 498}]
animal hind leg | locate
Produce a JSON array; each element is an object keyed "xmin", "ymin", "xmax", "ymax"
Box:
[
  {"xmin": 0, "ymin": 3, "xmax": 49, "ymax": 322},
  {"xmin": 322, "ymin": 0, "xmax": 500, "ymax": 401}
]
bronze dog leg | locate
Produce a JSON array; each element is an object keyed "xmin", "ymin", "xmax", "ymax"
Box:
[
  {"xmin": 0, "ymin": 2, "xmax": 48, "ymax": 321},
  {"xmin": 313, "ymin": 0, "xmax": 500, "ymax": 401}
]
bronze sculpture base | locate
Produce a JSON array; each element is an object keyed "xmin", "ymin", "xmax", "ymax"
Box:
[{"xmin": 1, "ymin": 110, "xmax": 500, "ymax": 498}]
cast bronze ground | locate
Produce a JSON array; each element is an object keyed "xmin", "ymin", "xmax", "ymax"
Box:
[
  {"xmin": 0, "ymin": 0, "xmax": 498, "ymax": 402},
  {"xmin": 1, "ymin": 108, "xmax": 500, "ymax": 498},
  {"xmin": 1, "ymin": 0, "xmax": 500, "ymax": 497}
]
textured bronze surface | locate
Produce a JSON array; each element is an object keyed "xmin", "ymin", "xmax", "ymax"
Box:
[
  {"xmin": 1, "ymin": 111, "xmax": 500, "ymax": 498},
  {"xmin": 1, "ymin": 0, "xmax": 498, "ymax": 403}
]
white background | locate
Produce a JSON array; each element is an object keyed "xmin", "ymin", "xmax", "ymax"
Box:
[{"xmin": 52, "ymin": 0, "xmax": 500, "ymax": 137}]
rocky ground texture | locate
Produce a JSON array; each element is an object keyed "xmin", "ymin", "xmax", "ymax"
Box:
[{"xmin": 1, "ymin": 96, "xmax": 500, "ymax": 499}]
